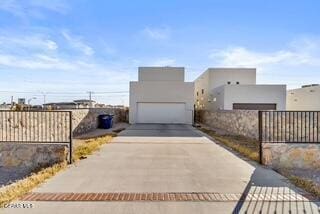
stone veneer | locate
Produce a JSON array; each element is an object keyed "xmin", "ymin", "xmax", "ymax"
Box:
[
  {"xmin": 196, "ymin": 110, "xmax": 259, "ymax": 139},
  {"xmin": 262, "ymin": 143, "xmax": 320, "ymax": 171},
  {"xmin": 71, "ymin": 108, "xmax": 128, "ymax": 136},
  {"xmin": 0, "ymin": 108, "xmax": 128, "ymax": 141},
  {"xmin": 0, "ymin": 143, "xmax": 68, "ymax": 182}
]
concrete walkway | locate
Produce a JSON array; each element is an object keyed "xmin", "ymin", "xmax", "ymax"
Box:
[{"xmin": 2, "ymin": 124, "xmax": 319, "ymax": 213}]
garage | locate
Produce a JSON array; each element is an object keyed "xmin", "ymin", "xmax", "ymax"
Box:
[
  {"xmin": 233, "ymin": 103, "xmax": 277, "ymax": 110},
  {"xmin": 137, "ymin": 102, "xmax": 186, "ymax": 124}
]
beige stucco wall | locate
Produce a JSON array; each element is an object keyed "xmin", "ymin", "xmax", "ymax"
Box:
[
  {"xmin": 129, "ymin": 81, "xmax": 194, "ymax": 124},
  {"xmin": 194, "ymin": 70, "xmax": 210, "ymax": 110},
  {"xmin": 138, "ymin": 67, "xmax": 184, "ymax": 82},
  {"xmin": 287, "ymin": 85, "xmax": 320, "ymax": 110},
  {"xmin": 223, "ymin": 85, "xmax": 287, "ymax": 110},
  {"xmin": 208, "ymin": 68, "xmax": 256, "ymax": 89},
  {"xmin": 195, "ymin": 68, "xmax": 256, "ymax": 110}
]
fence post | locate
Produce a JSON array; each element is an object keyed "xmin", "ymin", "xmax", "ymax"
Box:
[
  {"xmin": 69, "ymin": 111, "xmax": 73, "ymax": 164},
  {"xmin": 258, "ymin": 111, "xmax": 263, "ymax": 164}
]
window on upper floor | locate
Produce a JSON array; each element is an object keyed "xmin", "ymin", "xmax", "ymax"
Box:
[
  {"xmin": 201, "ymin": 89, "xmax": 204, "ymax": 94},
  {"xmin": 236, "ymin": 81, "xmax": 240, "ymax": 84},
  {"xmin": 227, "ymin": 81, "xmax": 231, "ymax": 85},
  {"xmin": 196, "ymin": 91, "xmax": 199, "ymax": 96}
]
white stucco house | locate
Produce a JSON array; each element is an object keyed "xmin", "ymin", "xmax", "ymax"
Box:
[
  {"xmin": 287, "ymin": 84, "xmax": 320, "ymax": 110},
  {"xmin": 129, "ymin": 67, "xmax": 194, "ymax": 124},
  {"xmin": 194, "ymin": 68, "xmax": 287, "ymax": 111}
]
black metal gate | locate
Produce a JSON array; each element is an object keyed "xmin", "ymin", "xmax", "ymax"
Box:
[
  {"xmin": 259, "ymin": 111, "xmax": 320, "ymax": 163},
  {"xmin": 0, "ymin": 110, "xmax": 73, "ymax": 163}
]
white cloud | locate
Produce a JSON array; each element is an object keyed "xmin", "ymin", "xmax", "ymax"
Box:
[
  {"xmin": 209, "ymin": 37, "xmax": 320, "ymax": 68},
  {"xmin": 0, "ymin": 54, "xmax": 76, "ymax": 70},
  {"xmin": 62, "ymin": 30, "xmax": 94, "ymax": 56},
  {"xmin": 0, "ymin": 36, "xmax": 58, "ymax": 51},
  {"xmin": 0, "ymin": 0, "xmax": 68, "ymax": 18},
  {"xmin": 142, "ymin": 27, "xmax": 170, "ymax": 40},
  {"xmin": 30, "ymin": 0, "xmax": 69, "ymax": 14},
  {"xmin": 208, "ymin": 37, "xmax": 320, "ymax": 88}
]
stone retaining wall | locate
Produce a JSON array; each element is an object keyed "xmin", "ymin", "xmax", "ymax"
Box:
[
  {"xmin": 0, "ymin": 108, "xmax": 128, "ymax": 140},
  {"xmin": 262, "ymin": 143, "xmax": 320, "ymax": 171},
  {"xmin": 71, "ymin": 108, "xmax": 128, "ymax": 136},
  {"xmin": 0, "ymin": 143, "xmax": 68, "ymax": 183},
  {"xmin": 196, "ymin": 110, "xmax": 259, "ymax": 139}
]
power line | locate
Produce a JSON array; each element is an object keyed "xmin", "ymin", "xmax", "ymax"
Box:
[{"xmin": 0, "ymin": 90, "xmax": 129, "ymax": 94}]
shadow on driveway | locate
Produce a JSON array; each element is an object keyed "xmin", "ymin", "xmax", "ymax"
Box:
[{"xmin": 118, "ymin": 123, "xmax": 201, "ymax": 137}]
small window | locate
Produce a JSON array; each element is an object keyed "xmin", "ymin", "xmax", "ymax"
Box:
[
  {"xmin": 236, "ymin": 81, "xmax": 240, "ymax": 84},
  {"xmin": 201, "ymin": 89, "xmax": 204, "ymax": 94},
  {"xmin": 196, "ymin": 91, "xmax": 199, "ymax": 96},
  {"xmin": 227, "ymin": 81, "xmax": 231, "ymax": 85}
]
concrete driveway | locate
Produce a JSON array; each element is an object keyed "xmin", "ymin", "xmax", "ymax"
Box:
[{"xmin": 2, "ymin": 124, "xmax": 319, "ymax": 213}]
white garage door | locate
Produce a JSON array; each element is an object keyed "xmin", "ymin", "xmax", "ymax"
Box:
[{"xmin": 137, "ymin": 102, "xmax": 186, "ymax": 124}]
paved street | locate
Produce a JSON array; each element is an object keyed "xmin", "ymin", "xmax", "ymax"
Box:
[{"xmin": 2, "ymin": 124, "xmax": 319, "ymax": 213}]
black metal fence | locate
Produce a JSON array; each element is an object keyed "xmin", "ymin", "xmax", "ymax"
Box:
[
  {"xmin": 259, "ymin": 111, "xmax": 320, "ymax": 143},
  {"xmin": 0, "ymin": 110, "xmax": 73, "ymax": 163},
  {"xmin": 259, "ymin": 111, "xmax": 320, "ymax": 163}
]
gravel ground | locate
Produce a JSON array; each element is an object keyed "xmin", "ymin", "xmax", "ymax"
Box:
[{"xmin": 0, "ymin": 167, "xmax": 30, "ymax": 187}]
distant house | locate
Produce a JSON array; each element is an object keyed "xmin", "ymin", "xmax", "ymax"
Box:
[
  {"xmin": 194, "ymin": 68, "xmax": 287, "ymax": 111},
  {"xmin": 0, "ymin": 103, "xmax": 11, "ymax": 110},
  {"xmin": 287, "ymin": 84, "xmax": 320, "ymax": 110},
  {"xmin": 74, "ymin": 99, "xmax": 96, "ymax": 108},
  {"xmin": 43, "ymin": 100, "xmax": 97, "ymax": 109},
  {"xmin": 43, "ymin": 102, "xmax": 79, "ymax": 109},
  {"xmin": 94, "ymin": 103, "xmax": 106, "ymax": 108}
]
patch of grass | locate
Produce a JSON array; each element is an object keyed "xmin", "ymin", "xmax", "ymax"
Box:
[
  {"xmin": 276, "ymin": 169, "xmax": 320, "ymax": 199},
  {"xmin": 73, "ymin": 135, "xmax": 114, "ymax": 161},
  {"xmin": 289, "ymin": 176, "xmax": 320, "ymax": 198},
  {"xmin": 0, "ymin": 134, "xmax": 114, "ymax": 207},
  {"xmin": 199, "ymin": 128, "xmax": 260, "ymax": 162}
]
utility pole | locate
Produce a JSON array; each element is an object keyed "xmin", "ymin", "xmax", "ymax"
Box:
[
  {"xmin": 43, "ymin": 93, "xmax": 46, "ymax": 104},
  {"xmin": 10, "ymin": 96, "xmax": 13, "ymax": 108},
  {"xmin": 87, "ymin": 91, "xmax": 93, "ymax": 108}
]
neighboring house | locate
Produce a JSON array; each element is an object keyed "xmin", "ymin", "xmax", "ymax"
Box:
[
  {"xmin": 194, "ymin": 68, "xmax": 286, "ymax": 111},
  {"xmin": 44, "ymin": 100, "xmax": 97, "ymax": 109},
  {"xmin": 287, "ymin": 84, "xmax": 320, "ymax": 110},
  {"xmin": 130, "ymin": 67, "xmax": 194, "ymax": 124},
  {"xmin": 94, "ymin": 103, "xmax": 106, "ymax": 108},
  {"xmin": 0, "ymin": 103, "xmax": 11, "ymax": 110},
  {"xmin": 43, "ymin": 102, "xmax": 79, "ymax": 109},
  {"xmin": 74, "ymin": 99, "xmax": 96, "ymax": 108},
  {"xmin": 18, "ymin": 98, "xmax": 26, "ymax": 105}
]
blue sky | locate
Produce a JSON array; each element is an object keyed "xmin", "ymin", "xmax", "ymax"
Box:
[{"xmin": 0, "ymin": 0, "xmax": 319, "ymax": 105}]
